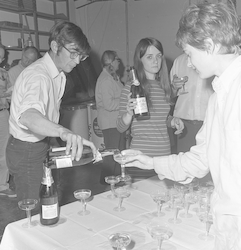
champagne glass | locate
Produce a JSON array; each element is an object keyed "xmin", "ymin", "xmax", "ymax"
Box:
[
  {"xmin": 147, "ymin": 219, "xmax": 173, "ymax": 250},
  {"xmin": 105, "ymin": 176, "xmax": 119, "ymax": 199},
  {"xmin": 150, "ymin": 190, "xmax": 169, "ymax": 217},
  {"xmin": 175, "ymin": 76, "xmax": 188, "ymax": 95},
  {"xmin": 113, "ymin": 185, "xmax": 131, "ymax": 212},
  {"xmin": 18, "ymin": 199, "xmax": 38, "ymax": 228},
  {"xmin": 113, "ymin": 149, "xmax": 132, "ymax": 183},
  {"xmin": 180, "ymin": 192, "xmax": 198, "ymax": 218},
  {"xmin": 198, "ymin": 212, "xmax": 214, "ymax": 241},
  {"xmin": 74, "ymin": 189, "xmax": 91, "ymax": 216},
  {"xmin": 165, "ymin": 188, "xmax": 177, "ymax": 212},
  {"xmin": 109, "ymin": 232, "xmax": 131, "ymax": 250},
  {"xmin": 168, "ymin": 193, "xmax": 184, "ymax": 224},
  {"xmin": 174, "ymin": 182, "xmax": 188, "ymax": 196}
]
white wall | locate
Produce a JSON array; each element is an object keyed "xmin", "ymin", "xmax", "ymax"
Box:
[
  {"xmin": 75, "ymin": 0, "xmax": 190, "ymax": 75},
  {"xmin": 74, "ymin": 0, "xmax": 241, "ymax": 77}
]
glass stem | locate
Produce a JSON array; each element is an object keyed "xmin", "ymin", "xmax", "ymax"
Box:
[
  {"xmin": 157, "ymin": 238, "xmax": 163, "ymax": 250},
  {"xmin": 26, "ymin": 209, "xmax": 31, "ymax": 228},
  {"xmin": 110, "ymin": 184, "xmax": 115, "ymax": 198},
  {"xmin": 82, "ymin": 199, "xmax": 86, "ymax": 214},
  {"xmin": 157, "ymin": 203, "xmax": 161, "ymax": 217},
  {"xmin": 206, "ymin": 221, "xmax": 211, "ymax": 236},
  {"xmin": 118, "ymin": 198, "xmax": 123, "ymax": 211},
  {"xmin": 186, "ymin": 202, "xmax": 190, "ymax": 215},
  {"xmin": 121, "ymin": 164, "xmax": 125, "ymax": 177},
  {"xmin": 174, "ymin": 207, "xmax": 178, "ymax": 223}
]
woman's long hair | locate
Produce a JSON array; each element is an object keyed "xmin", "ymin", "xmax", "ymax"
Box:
[{"xmin": 133, "ymin": 37, "xmax": 172, "ymax": 106}]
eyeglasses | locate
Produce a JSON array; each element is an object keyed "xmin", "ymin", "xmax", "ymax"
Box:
[{"xmin": 62, "ymin": 45, "xmax": 89, "ymax": 61}]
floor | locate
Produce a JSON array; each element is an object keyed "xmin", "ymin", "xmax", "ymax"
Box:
[{"xmin": 0, "ymin": 160, "xmax": 108, "ymax": 243}]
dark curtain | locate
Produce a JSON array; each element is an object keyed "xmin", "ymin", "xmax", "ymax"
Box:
[{"xmin": 62, "ymin": 57, "xmax": 98, "ymax": 104}]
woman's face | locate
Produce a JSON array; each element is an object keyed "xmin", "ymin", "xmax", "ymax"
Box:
[
  {"xmin": 111, "ymin": 55, "xmax": 120, "ymax": 72},
  {"xmin": 141, "ymin": 45, "xmax": 162, "ymax": 80}
]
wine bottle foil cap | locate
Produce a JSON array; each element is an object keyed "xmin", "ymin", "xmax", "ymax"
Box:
[
  {"xmin": 132, "ymin": 79, "xmax": 140, "ymax": 86},
  {"xmin": 42, "ymin": 167, "xmax": 54, "ymax": 185}
]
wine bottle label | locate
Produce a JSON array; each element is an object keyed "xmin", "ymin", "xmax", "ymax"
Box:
[
  {"xmin": 134, "ymin": 97, "xmax": 148, "ymax": 114},
  {"xmin": 55, "ymin": 156, "xmax": 72, "ymax": 168},
  {"xmin": 41, "ymin": 203, "xmax": 58, "ymax": 219}
]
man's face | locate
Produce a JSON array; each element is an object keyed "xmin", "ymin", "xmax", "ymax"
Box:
[
  {"xmin": 56, "ymin": 43, "xmax": 83, "ymax": 73},
  {"xmin": 183, "ymin": 44, "xmax": 215, "ymax": 79},
  {"xmin": 21, "ymin": 51, "xmax": 38, "ymax": 68}
]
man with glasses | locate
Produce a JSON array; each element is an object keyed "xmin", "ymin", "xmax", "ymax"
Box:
[{"xmin": 6, "ymin": 21, "xmax": 97, "ymax": 201}]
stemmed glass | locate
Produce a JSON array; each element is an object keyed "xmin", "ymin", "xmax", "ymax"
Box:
[
  {"xmin": 198, "ymin": 212, "xmax": 214, "ymax": 241},
  {"xmin": 147, "ymin": 219, "xmax": 173, "ymax": 250},
  {"xmin": 113, "ymin": 185, "xmax": 131, "ymax": 212},
  {"xmin": 176, "ymin": 76, "xmax": 188, "ymax": 95},
  {"xmin": 113, "ymin": 149, "xmax": 131, "ymax": 183},
  {"xmin": 168, "ymin": 193, "xmax": 184, "ymax": 224},
  {"xmin": 105, "ymin": 176, "xmax": 119, "ymax": 199},
  {"xmin": 165, "ymin": 188, "xmax": 177, "ymax": 212},
  {"xmin": 180, "ymin": 192, "xmax": 198, "ymax": 218},
  {"xmin": 109, "ymin": 232, "xmax": 131, "ymax": 250},
  {"xmin": 74, "ymin": 189, "xmax": 91, "ymax": 216},
  {"xmin": 18, "ymin": 199, "xmax": 38, "ymax": 228},
  {"xmin": 150, "ymin": 190, "xmax": 169, "ymax": 217}
]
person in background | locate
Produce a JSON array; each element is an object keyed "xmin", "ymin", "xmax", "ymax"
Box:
[
  {"xmin": 95, "ymin": 50, "xmax": 125, "ymax": 184},
  {"xmin": 117, "ymin": 37, "xmax": 183, "ymax": 180},
  {"xmin": 122, "ymin": 2, "xmax": 241, "ymax": 249},
  {"xmin": 6, "ymin": 21, "xmax": 97, "ymax": 201},
  {"xmin": 170, "ymin": 53, "xmax": 214, "ymax": 153},
  {"xmin": 8, "ymin": 46, "xmax": 40, "ymax": 88},
  {"xmin": 0, "ymin": 44, "xmax": 16, "ymax": 198}
]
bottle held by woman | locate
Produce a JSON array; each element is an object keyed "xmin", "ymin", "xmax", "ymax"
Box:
[{"xmin": 130, "ymin": 66, "xmax": 149, "ymax": 118}]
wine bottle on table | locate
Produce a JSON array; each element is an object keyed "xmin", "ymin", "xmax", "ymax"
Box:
[
  {"xmin": 130, "ymin": 66, "xmax": 149, "ymax": 118},
  {"xmin": 39, "ymin": 158, "xmax": 59, "ymax": 226}
]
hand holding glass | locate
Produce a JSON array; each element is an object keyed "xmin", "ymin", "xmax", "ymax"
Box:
[
  {"xmin": 18, "ymin": 199, "xmax": 38, "ymax": 228},
  {"xmin": 173, "ymin": 75, "xmax": 188, "ymax": 95},
  {"xmin": 74, "ymin": 189, "xmax": 91, "ymax": 216}
]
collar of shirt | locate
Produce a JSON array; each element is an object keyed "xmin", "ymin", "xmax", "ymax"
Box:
[
  {"xmin": 43, "ymin": 52, "xmax": 61, "ymax": 80},
  {"xmin": 212, "ymin": 55, "xmax": 241, "ymax": 94}
]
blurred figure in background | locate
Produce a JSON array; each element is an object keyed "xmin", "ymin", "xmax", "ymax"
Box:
[
  {"xmin": 95, "ymin": 50, "xmax": 125, "ymax": 184},
  {"xmin": 170, "ymin": 53, "xmax": 214, "ymax": 153},
  {"xmin": 0, "ymin": 44, "xmax": 16, "ymax": 198},
  {"xmin": 117, "ymin": 37, "xmax": 183, "ymax": 180},
  {"xmin": 8, "ymin": 46, "xmax": 40, "ymax": 88}
]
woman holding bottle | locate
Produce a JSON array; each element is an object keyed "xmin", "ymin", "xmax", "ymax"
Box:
[
  {"xmin": 95, "ymin": 50, "xmax": 126, "ymax": 184},
  {"xmin": 116, "ymin": 37, "xmax": 183, "ymax": 179}
]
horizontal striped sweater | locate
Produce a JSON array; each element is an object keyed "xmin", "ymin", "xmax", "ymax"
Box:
[{"xmin": 116, "ymin": 79, "xmax": 171, "ymax": 157}]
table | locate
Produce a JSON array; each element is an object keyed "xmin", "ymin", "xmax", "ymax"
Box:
[{"xmin": 0, "ymin": 176, "xmax": 215, "ymax": 250}]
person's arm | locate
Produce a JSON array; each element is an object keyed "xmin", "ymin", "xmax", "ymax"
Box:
[
  {"xmin": 123, "ymin": 121, "xmax": 209, "ymax": 183},
  {"xmin": 20, "ymin": 108, "xmax": 96, "ymax": 161}
]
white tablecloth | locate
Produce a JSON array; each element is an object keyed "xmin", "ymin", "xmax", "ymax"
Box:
[{"xmin": 0, "ymin": 176, "xmax": 215, "ymax": 250}]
